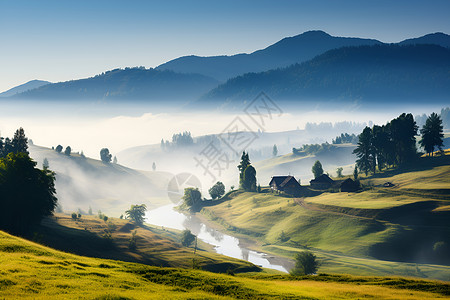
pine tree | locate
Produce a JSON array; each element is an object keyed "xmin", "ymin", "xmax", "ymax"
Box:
[
  {"xmin": 353, "ymin": 127, "xmax": 375, "ymax": 175},
  {"xmin": 419, "ymin": 112, "xmax": 444, "ymax": 156},
  {"xmin": 238, "ymin": 151, "xmax": 250, "ymax": 189},
  {"xmin": 12, "ymin": 127, "xmax": 28, "ymax": 154}
]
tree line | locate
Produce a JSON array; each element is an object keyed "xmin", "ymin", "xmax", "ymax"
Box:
[
  {"xmin": 353, "ymin": 112, "xmax": 444, "ymax": 175},
  {"xmin": 0, "ymin": 128, "xmax": 57, "ymax": 234}
]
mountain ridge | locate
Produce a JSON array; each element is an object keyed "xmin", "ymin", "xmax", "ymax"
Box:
[
  {"xmin": 197, "ymin": 43, "xmax": 450, "ymax": 107},
  {"xmin": 0, "ymin": 79, "xmax": 51, "ymax": 97},
  {"xmin": 156, "ymin": 30, "xmax": 383, "ymax": 81}
]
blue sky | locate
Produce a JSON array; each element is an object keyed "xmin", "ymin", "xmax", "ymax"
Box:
[{"xmin": 0, "ymin": 0, "xmax": 449, "ymax": 92}]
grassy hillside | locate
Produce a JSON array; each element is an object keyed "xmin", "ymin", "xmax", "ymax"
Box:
[
  {"xmin": 1, "ymin": 229, "xmax": 449, "ymax": 299},
  {"xmin": 32, "ymin": 213, "xmax": 258, "ymax": 274},
  {"xmin": 199, "ymin": 153, "xmax": 450, "ymax": 280},
  {"xmin": 29, "ymin": 144, "xmax": 173, "ymax": 215}
]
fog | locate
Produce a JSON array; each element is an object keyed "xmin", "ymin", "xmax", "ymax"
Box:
[{"xmin": 1, "ymin": 100, "xmax": 447, "ymax": 214}]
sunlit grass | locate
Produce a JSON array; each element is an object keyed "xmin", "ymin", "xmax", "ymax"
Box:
[{"xmin": 1, "ymin": 230, "xmax": 448, "ymax": 299}]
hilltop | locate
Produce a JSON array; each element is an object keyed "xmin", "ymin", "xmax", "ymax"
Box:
[
  {"xmin": 29, "ymin": 144, "xmax": 173, "ymax": 216},
  {"xmin": 1, "ymin": 228, "xmax": 448, "ymax": 299},
  {"xmin": 0, "ymin": 80, "xmax": 51, "ymax": 97},
  {"xmin": 198, "ymin": 152, "xmax": 450, "ymax": 281}
]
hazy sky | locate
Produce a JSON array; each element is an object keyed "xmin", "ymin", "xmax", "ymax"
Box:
[{"xmin": 1, "ymin": 0, "xmax": 449, "ymax": 92}]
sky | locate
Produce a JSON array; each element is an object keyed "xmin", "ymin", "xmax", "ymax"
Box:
[{"xmin": 0, "ymin": 0, "xmax": 449, "ymax": 92}]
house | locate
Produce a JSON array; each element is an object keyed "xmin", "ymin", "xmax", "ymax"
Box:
[
  {"xmin": 269, "ymin": 175, "xmax": 302, "ymax": 196},
  {"xmin": 340, "ymin": 178, "xmax": 360, "ymax": 192},
  {"xmin": 309, "ymin": 174, "xmax": 334, "ymax": 190}
]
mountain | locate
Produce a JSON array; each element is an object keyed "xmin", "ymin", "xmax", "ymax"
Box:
[
  {"xmin": 11, "ymin": 67, "xmax": 218, "ymax": 101},
  {"xmin": 0, "ymin": 79, "xmax": 50, "ymax": 97},
  {"xmin": 399, "ymin": 32, "xmax": 450, "ymax": 48},
  {"xmin": 156, "ymin": 30, "xmax": 382, "ymax": 82},
  {"xmin": 198, "ymin": 44, "xmax": 450, "ymax": 107}
]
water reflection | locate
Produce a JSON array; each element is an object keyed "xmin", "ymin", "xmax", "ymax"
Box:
[{"xmin": 146, "ymin": 204, "xmax": 288, "ymax": 272}]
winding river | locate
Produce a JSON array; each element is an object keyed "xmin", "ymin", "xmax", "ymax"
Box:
[{"xmin": 146, "ymin": 204, "xmax": 290, "ymax": 273}]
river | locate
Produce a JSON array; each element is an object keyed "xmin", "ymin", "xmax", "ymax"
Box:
[{"xmin": 146, "ymin": 204, "xmax": 290, "ymax": 273}]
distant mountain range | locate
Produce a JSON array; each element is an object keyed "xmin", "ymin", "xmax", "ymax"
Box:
[
  {"xmin": 156, "ymin": 30, "xmax": 382, "ymax": 82},
  {"xmin": 198, "ymin": 44, "xmax": 450, "ymax": 106},
  {"xmin": 12, "ymin": 68, "xmax": 218, "ymax": 101},
  {"xmin": 3, "ymin": 30, "xmax": 450, "ymax": 106},
  {"xmin": 0, "ymin": 80, "xmax": 50, "ymax": 97}
]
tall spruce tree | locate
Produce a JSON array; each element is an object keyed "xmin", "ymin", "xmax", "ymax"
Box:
[
  {"xmin": 353, "ymin": 127, "xmax": 375, "ymax": 175},
  {"xmin": 238, "ymin": 151, "xmax": 250, "ymax": 189},
  {"xmin": 12, "ymin": 127, "xmax": 28, "ymax": 154},
  {"xmin": 419, "ymin": 112, "xmax": 444, "ymax": 156}
]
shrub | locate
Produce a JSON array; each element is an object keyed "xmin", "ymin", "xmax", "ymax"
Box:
[
  {"xmin": 180, "ymin": 229, "xmax": 196, "ymax": 247},
  {"xmin": 290, "ymin": 251, "xmax": 319, "ymax": 275}
]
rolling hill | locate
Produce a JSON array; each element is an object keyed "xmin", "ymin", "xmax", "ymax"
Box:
[
  {"xmin": 28, "ymin": 144, "xmax": 173, "ymax": 216},
  {"xmin": 198, "ymin": 44, "xmax": 450, "ymax": 107},
  {"xmin": 199, "ymin": 152, "xmax": 450, "ymax": 281},
  {"xmin": 1, "ymin": 228, "xmax": 448, "ymax": 299}
]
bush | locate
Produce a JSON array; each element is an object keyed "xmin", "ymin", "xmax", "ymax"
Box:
[
  {"xmin": 181, "ymin": 229, "xmax": 196, "ymax": 247},
  {"xmin": 209, "ymin": 181, "xmax": 225, "ymax": 200},
  {"xmin": 71, "ymin": 212, "xmax": 77, "ymax": 220},
  {"xmin": 290, "ymin": 251, "xmax": 319, "ymax": 275}
]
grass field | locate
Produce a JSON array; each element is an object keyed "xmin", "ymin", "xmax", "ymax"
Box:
[
  {"xmin": 32, "ymin": 213, "xmax": 258, "ymax": 274},
  {"xmin": 200, "ymin": 153, "xmax": 450, "ymax": 281},
  {"xmin": 1, "ymin": 229, "xmax": 449, "ymax": 299}
]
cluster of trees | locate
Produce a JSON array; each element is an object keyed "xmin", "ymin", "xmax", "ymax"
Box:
[
  {"xmin": 161, "ymin": 131, "xmax": 194, "ymax": 150},
  {"xmin": 238, "ymin": 151, "xmax": 257, "ymax": 192},
  {"xmin": 332, "ymin": 133, "xmax": 358, "ymax": 144},
  {"xmin": 293, "ymin": 142, "xmax": 336, "ymax": 156},
  {"xmin": 0, "ymin": 128, "xmax": 57, "ymax": 234},
  {"xmin": 0, "ymin": 127, "xmax": 28, "ymax": 157},
  {"xmin": 353, "ymin": 112, "xmax": 444, "ymax": 175},
  {"xmin": 54, "ymin": 144, "xmax": 73, "ymax": 156}
]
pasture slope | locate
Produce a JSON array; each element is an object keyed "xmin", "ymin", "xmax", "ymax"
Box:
[
  {"xmin": 200, "ymin": 151, "xmax": 450, "ymax": 281},
  {"xmin": 1, "ymin": 229, "xmax": 449, "ymax": 299},
  {"xmin": 33, "ymin": 213, "xmax": 258, "ymax": 274}
]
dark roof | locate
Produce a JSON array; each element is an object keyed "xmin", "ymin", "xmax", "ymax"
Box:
[
  {"xmin": 340, "ymin": 178, "xmax": 355, "ymax": 186},
  {"xmin": 340, "ymin": 178, "xmax": 360, "ymax": 192},
  {"xmin": 269, "ymin": 176, "xmax": 300, "ymax": 188},
  {"xmin": 310, "ymin": 174, "xmax": 334, "ymax": 184}
]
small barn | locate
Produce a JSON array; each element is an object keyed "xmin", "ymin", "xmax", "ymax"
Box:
[
  {"xmin": 340, "ymin": 178, "xmax": 360, "ymax": 192},
  {"xmin": 309, "ymin": 174, "xmax": 334, "ymax": 190},
  {"xmin": 269, "ymin": 175, "xmax": 302, "ymax": 196}
]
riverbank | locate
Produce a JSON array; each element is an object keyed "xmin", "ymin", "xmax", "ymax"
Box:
[{"xmin": 145, "ymin": 203, "xmax": 291, "ymax": 272}]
